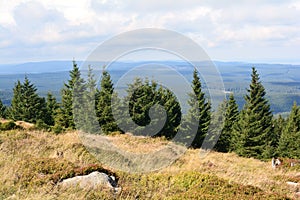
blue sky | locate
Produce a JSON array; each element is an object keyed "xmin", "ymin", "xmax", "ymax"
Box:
[{"xmin": 0, "ymin": 0, "xmax": 300, "ymax": 64}]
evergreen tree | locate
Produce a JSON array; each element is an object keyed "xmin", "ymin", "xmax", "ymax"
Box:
[
  {"xmin": 277, "ymin": 102, "xmax": 300, "ymax": 158},
  {"xmin": 214, "ymin": 94, "xmax": 239, "ymax": 152},
  {"xmin": 272, "ymin": 114, "xmax": 285, "ymax": 156},
  {"xmin": 180, "ymin": 69, "xmax": 211, "ymax": 148},
  {"xmin": 156, "ymin": 86, "xmax": 181, "ymax": 139},
  {"xmin": 52, "ymin": 108, "xmax": 65, "ymax": 133},
  {"xmin": 60, "ymin": 61, "xmax": 85, "ymax": 129},
  {"xmin": 123, "ymin": 78, "xmax": 181, "ymax": 138},
  {"xmin": 126, "ymin": 78, "xmax": 157, "ymax": 134},
  {"xmin": 233, "ymin": 67, "xmax": 274, "ymax": 159},
  {"xmin": 45, "ymin": 92, "xmax": 59, "ymax": 126},
  {"xmin": 78, "ymin": 66, "xmax": 99, "ymax": 133},
  {"xmin": 96, "ymin": 69, "xmax": 119, "ymax": 134},
  {"xmin": 207, "ymin": 100, "xmax": 226, "ymax": 150},
  {"xmin": 10, "ymin": 77, "xmax": 47, "ymax": 123},
  {"xmin": 0, "ymin": 99, "xmax": 6, "ymax": 118},
  {"xmin": 9, "ymin": 80, "xmax": 22, "ymax": 120}
]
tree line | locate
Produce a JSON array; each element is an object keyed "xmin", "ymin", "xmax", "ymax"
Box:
[{"xmin": 0, "ymin": 61, "xmax": 299, "ymax": 159}]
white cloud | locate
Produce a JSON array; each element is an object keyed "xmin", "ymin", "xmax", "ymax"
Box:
[{"xmin": 0, "ymin": 0, "xmax": 299, "ymax": 63}]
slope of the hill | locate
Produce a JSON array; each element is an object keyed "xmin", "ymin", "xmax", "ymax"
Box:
[{"xmin": 0, "ymin": 130, "xmax": 297, "ymax": 199}]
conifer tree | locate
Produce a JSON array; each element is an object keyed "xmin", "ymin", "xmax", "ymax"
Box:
[
  {"xmin": 215, "ymin": 94, "xmax": 239, "ymax": 152},
  {"xmin": 156, "ymin": 87, "xmax": 181, "ymax": 139},
  {"xmin": 60, "ymin": 61, "xmax": 85, "ymax": 129},
  {"xmin": 277, "ymin": 102, "xmax": 300, "ymax": 158},
  {"xmin": 9, "ymin": 80, "xmax": 22, "ymax": 120},
  {"xmin": 45, "ymin": 92, "xmax": 59, "ymax": 126},
  {"xmin": 10, "ymin": 77, "xmax": 47, "ymax": 123},
  {"xmin": 78, "ymin": 66, "xmax": 99, "ymax": 133},
  {"xmin": 126, "ymin": 78, "xmax": 157, "ymax": 133},
  {"xmin": 180, "ymin": 69, "xmax": 211, "ymax": 148},
  {"xmin": 207, "ymin": 100, "xmax": 226, "ymax": 149},
  {"xmin": 96, "ymin": 69, "xmax": 119, "ymax": 134},
  {"xmin": 0, "ymin": 99, "xmax": 6, "ymax": 118},
  {"xmin": 123, "ymin": 78, "xmax": 181, "ymax": 138},
  {"xmin": 272, "ymin": 114, "xmax": 285, "ymax": 156},
  {"xmin": 233, "ymin": 67, "xmax": 274, "ymax": 159}
]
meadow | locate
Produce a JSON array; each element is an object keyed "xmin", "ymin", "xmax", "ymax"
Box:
[{"xmin": 0, "ymin": 127, "xmax": 298, "ymax": 199}]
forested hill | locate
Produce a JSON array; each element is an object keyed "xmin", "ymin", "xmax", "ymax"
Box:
[{"xmin": 0, "ymin": 60, "xmax": 300, "ymax": 114}]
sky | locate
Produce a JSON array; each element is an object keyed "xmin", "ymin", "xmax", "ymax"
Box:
[{"xmin": 0, "ymin": 0, "xmax": 300, "ymax": 64}]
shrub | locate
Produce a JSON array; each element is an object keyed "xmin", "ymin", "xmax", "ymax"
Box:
[
  {"xmin": 52, "ymin": 124, "xmax": 64, "ymax": 134},
  {"xmin": 0, "ymin": 121, "xmax": 18, "ymax": 131},
  {"xmin": 35, "ymin": 119, "xmax": 50, "ymax": 131}
]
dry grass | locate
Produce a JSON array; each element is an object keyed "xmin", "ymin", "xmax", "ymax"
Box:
[
  {"xmin": 0, "ymin": 130, "xmax": 298, "ymax": 199},
  {"xmin": 108, "ymin": 133, "xmax": 170, "ymax": 153},
  {"xmin": 163, "ymin": 150, "xmax": 298, "ymax": 197}
]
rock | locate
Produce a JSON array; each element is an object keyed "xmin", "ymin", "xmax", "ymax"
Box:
[
  {"xmin": 287, "ymin": 181, "xmax": 299, "ymax": 188},
  {"xmin": 15, "ymin": 121, "xmax": 34, "ymax": 129},
  {"xmin": 295, "ymin": 192, "xmax": 300, "ymax": 199},
  {"xmin": 58, "ymin": 171, "xmax": 120, "ymax": 192}
]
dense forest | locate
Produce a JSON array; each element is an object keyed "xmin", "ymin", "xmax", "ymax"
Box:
[{"xmin": 0, "ymin": 61, "xmax": 299, "ymax": 160}]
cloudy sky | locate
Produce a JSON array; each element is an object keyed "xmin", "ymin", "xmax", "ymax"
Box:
[{"xmin": 0, "ymin": 0, "xmax": 300, "ymax": 64}]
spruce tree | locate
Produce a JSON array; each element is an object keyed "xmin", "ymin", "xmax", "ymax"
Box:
[
  {"xmin": 78, "ymin": 66, "xmax": 99, "ymax": 133},
  {"xmin": 122, "ymin": 78, "xmax": 181, "ymax": 138},
  {"xmin": 9, "ymin": 80, "xmax": 22, "ymax": 120},
  {"xmin": 277, "ymin": 102, "xmax": 300, "ymax": 158},
  {"xmin": 233, "ymin": 67, "xmax": 274, "ymax": 159},
  {"xmin": 215, "ymin": 94, "xmax": 239, "ymax": 152},
  {"xmin": 0, "ymin": 99, "xmax": 6, "ymax": 118},
  {"xmin": 272, "ymin": 115, "xmax": 285, "ymax": 157},
  {"xmin": 156, "ymin": 86, "xmax": 181, "ymax": 139},
  {"xmin": 45, "ymin": 92, "xmax": 59, "ymax": 126},
  {"xmin": 207, "ymin": 100, "xmax": 226, "ymax": 150},
  {"xmin": 180, "ymin": 69, "xmax": 211, "ymax": 148},
  {"xmin": 10, "ymin": 77, "xmax": 47, "ymax": 123},
  {"xmin": 60, "ymin": 60, "xmax": 85, "ymax": 129},
  {"xmin": 126, "ymin": 78, "xmax": 158, "ymax": 134},
  {"xmin": 96, "ymin": 69, "xmax": 119, "ymax": 134}
]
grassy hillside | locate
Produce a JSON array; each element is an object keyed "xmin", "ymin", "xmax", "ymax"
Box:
[{"xmin": 0, "ymin": 129, "xmax": 298, "ymax": 199}]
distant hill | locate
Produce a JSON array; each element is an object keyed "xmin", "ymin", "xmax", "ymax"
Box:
[
  {"xmin": 0, "ymin": 61, "xmax": 79, "ymax": 74},
  {"xmin": 0, "ymin": 60, "xmax": 300, "ymax": 114}
]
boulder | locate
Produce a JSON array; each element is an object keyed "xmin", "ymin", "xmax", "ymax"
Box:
[{"xmin": 58, "ymin": 171, "xmax": 120, "ymax": 192}]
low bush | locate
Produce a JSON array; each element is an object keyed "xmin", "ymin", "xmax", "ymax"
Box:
[{"xmin": 0, "ymin": 121, "xmax": 19, "ymax": 131}]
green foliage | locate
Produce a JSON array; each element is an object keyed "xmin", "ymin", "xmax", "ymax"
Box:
[
  {"xmin": 277, "ymin": 102, "xmax": 300, "ymax": 158},
  {"xmin": 156, "ymin": 86, "xmax": 181, "ymax": 139},
  {"xmin": 123, "ymin": 78, "xmax": 181, "ymax": 138},
  {"xmin": 9, "ymin": 77, "xmax": 48, "ymax": 123},
  {"xmin": 233, "ymin": 68, "xmax": 274, "ymax": 159},
  {"xmin": 52, "ymin": 108, "xmax": 65, "ymax": 133},
  {"xmin": 0, "ymin": 99, "xmax": 6, "ymax": 118},
  {"xmin": 126, "ymin": 78, "xmax": 157, "ymax": 131},
  {"xmin": 214, "ymin": 94, "xmax": 239, "ymax": 152},
  {"xmin": 60, "ymin": 61, "xmax": 85, "ymax": 129},
  {"xmin": 179, "ymin": 69, "xmax": 211, "ymax": 148},
  {"xmin": 45, "ymin": 92, "xmax": 59, "ymax": 126},
  {"xmin": 96, "ymin": 69, "xmax": 120, "ymax": 134},
  {"xmin": 0, "ymin": 121, "xmax": 18, "ymax": 131},
  {"xmin": 77, "ymin": 66, "xmax": 100, "ymax": 134},
  {"xmin": 35, "ymin": 119, "xmax": 49, "ymax": 131},
  {"xmin": 272, "ymin": 115, "xmax": 285, "ymax": 157}
]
